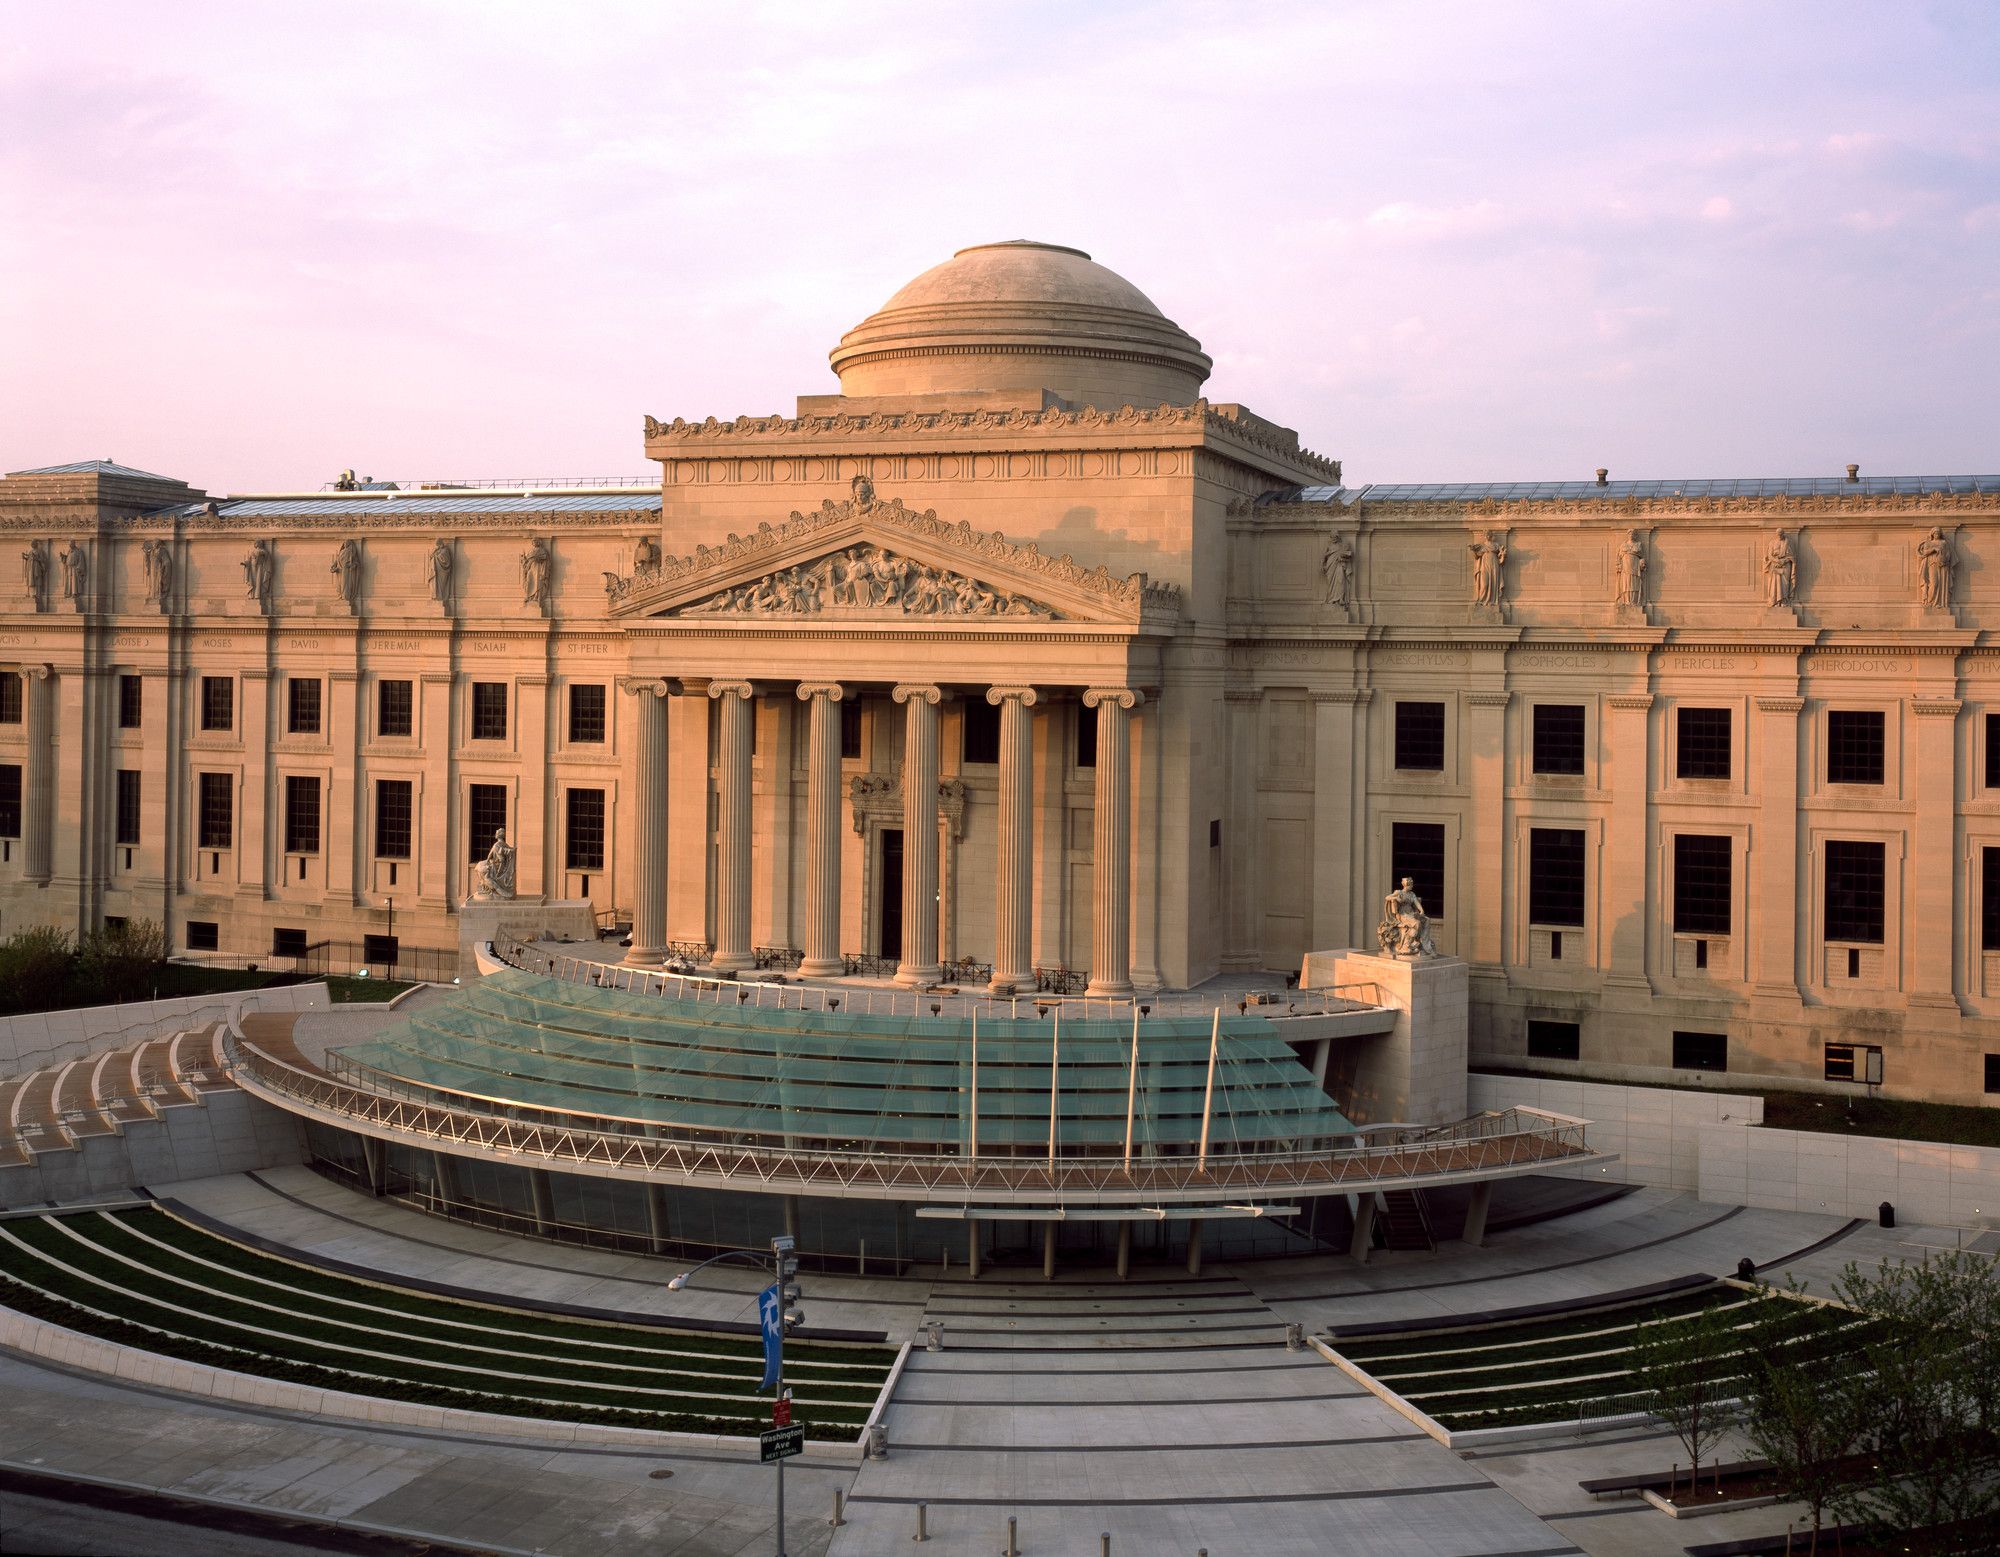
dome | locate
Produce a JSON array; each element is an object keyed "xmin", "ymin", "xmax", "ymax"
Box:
[{"xmin": 829, "ymin": 241, "xmax": 1212, "ymax": 408}]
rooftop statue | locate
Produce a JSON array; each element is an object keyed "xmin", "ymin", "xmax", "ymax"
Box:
[{"xmin": 1376, "ymin": 876, "xmax": 1439, "ymax": 958}]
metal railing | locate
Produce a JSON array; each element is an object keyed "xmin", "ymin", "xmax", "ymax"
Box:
[
  {"xmin": 491, "ymin": 933, "xmax": 1386, "ymax": 1024},
  {"xmin": 227, "ymin": 1029, "xmax": 1596, "ymax": 1205},
  {"xmin": 317, "ymin": 475, "xmax": 656, "ymax": 492}
]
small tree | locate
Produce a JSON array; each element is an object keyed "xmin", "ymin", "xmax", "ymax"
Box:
[
  {"xmin": 0, "ymin": 924, "xmax": 75, "ymax": 1014},
  {"xmin": 1739, "ymin": 1281, "xmax": 1866, "ymax": 1555},
  {"xmin": 77, "ymin": 918, "xmax": 167, "ymax": 1004},
  {"xmin": 1631, "ymin": 1295, "xmax": 1745, "ymax": 1497}
]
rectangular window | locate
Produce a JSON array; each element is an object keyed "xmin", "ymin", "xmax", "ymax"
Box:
[
  {"xmin": 962, "ymin": 698, "xmax": 1000, "ymax": 765},
  {"xmin": 471, "ymin": 682, "xmax": 508, "ymax": 741},
  {"xmin": 374, "ymin": 779, "xmax": 413, "ymax": 860},
  {"xmin": 1826, "ymin": 710, "xmax": 1885, "ymax": 785},
  {"xmin": 1989, "ymin": 713, "xmax": 2000, "ymax": 789},
  {"xmin": 378, "ymin": 678, "xmax": 414, "ymax": 738},
  {"xmin": 467, "ymin": 784, "xmax": 507, "ymax": 862},
  {"xmin": 198, "ymin": 772, "xmax": 232, "ymax": 849},
  {"xmin": 840, "ymin": 698, "xmax": 862, "ymax": 760},
  {"xmin": 1390, "ymin": 821, "xmax": 1447, "ymax": 920},
  {"xmin": 200, "ymin": 676, "xmax": 233, "ymax": 732},
  {"xmin": 1677, "ymin": 707, "xmax": 1731, "ymax": 780},
  {"xmin": 118, "ymin": 674, "xmax": 143, "ymax": 730},
  {"xmin": 1531, "ymin": 704, "xmax": 1586, "ymax": 776},
  {"xmin": 0, "ymin": 764, "xmax": 18, "ymax": 838},
  {"xmin": 287, "ymin": 677, "xmax": 322, "ymax": 736},
  {"xmin": 1825, "ymin": 1043, "xmax": 1883, "ymax": 1085},
  {"xmin": 184, "ymin": 920, "xmax": 219, "ymax": 952},
  {"xmin": 1394, "ymin": 701, "xmax": 1446, "ymax": 771},
  {"xmin": 1824, "ymin": 839, "xmax": 1886, "ymax": 943},
  {"xmin": 568, "ymin": 683, "xmax": 606, "ymax": 744},
  {"xmin": 272, "ymin": 927, "xmax": 308, "ymax": 959},
  {"xmin": 565, "ymin": 787, "xmax": 605, "ymax": 871},
  {"xmin": 1985, "ymin": 848, "xmax": 2000, "ymax": 953},
  {"xmin": 115, "ymin": 769, "xmax": 141, "ymax": 846},
  {"xmin": 0, "ymin": 671, "xmax": 19, "ymax": 725},
  {"xmin": 1075, "ymin": 704, "xmax": 1097, "ymax": 768},
  {"xmin": 1987, "ymin": 1054, "xmax": 2000, "ymax": 1096},
  {"xmin": 284, "ymin": 774, "xmax": 320, "ymax": 854},
  {"xmin": 1527, "ymin": 1019, "xmax": 1581, "ymax": 1061},
  {"xmin": 1528, "ymin": 827, "xmax": 1586, "ymax": 926},
  {"xmin": 363, "ymin": 933, "xmax": 399, "ymax": 968},
  {"xmin": 1672, "ymin": 834, "xmax": 1732, "ymax": 936},
  {"xmin": 1673, "ymin": 1030, "xmax": 1729, "ymax": 1072}
]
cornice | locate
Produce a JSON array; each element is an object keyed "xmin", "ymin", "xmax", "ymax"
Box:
[{"xmin": 1332, "ymin": 492, "xmax": 2000, "ymax": 520}]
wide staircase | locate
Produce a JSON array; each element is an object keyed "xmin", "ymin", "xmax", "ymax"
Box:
[
  {"xmin": 1377, "ymin": 1189, "xmax": 1437, "ymax": 1252},
  {"xmin": 0, "ymin": 1024, "xmax": 234, "ymax": 1169}
]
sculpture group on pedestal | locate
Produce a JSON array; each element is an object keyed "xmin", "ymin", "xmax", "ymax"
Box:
[
  {"xmin": 470, "ymin": 828, "xmax": 516, "ymax": 901},
  {"xmin": 1376, "ymin": 877, "xmax": 1439, "ymax": 958}
]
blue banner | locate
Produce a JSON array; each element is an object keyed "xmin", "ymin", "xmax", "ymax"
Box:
[{"xmin": 757, "ymin": 1282, "xmax": 782, "ymax": 1390}]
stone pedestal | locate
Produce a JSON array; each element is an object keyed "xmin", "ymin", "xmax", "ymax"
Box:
[
  {"xmin": 1302, "ymin": 948, "xmax": 1468, "ymax": 1127},
  {"xmin": 458, "ymin": 897, "xmax": 598, "ymax": 977}
]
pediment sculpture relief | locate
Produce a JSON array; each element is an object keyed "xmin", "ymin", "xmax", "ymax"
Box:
[{"xmin": 676, "ymin": 544, "xmax": 1060, "ymax": 620}]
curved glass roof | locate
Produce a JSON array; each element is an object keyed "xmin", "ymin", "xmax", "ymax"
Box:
[{"xmin": 332, "ymin": 970, "xmax": 1353, "ymax": 1153}]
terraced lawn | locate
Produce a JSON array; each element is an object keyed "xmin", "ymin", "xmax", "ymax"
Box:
[
  {"xmin": 0, "ymin": 1207, "xmax": 895, "ymax": 1440},
  {"xmin": 1329, "ymin": 1283, "xmax": 1879, "ymax": 1432}
]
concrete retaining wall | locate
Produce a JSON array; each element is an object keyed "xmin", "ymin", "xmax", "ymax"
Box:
[
  {"xmin": 1469, "ymin": 1073, "xmax": 1762, "ymax": 1190},
  {"xmin": 0, "ymin": 1092, "xmax": 308, "ymax": 1210},
  {"xmin": 1698, "ymin": 1122, "xmax": 2000, "ymax": 1228},
  {"xmin": 0, "ymin": 983, "xmax": 331, "ymax": 1077}
]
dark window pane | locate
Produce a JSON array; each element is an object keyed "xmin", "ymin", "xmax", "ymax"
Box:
[
  {"xmin": 272, "ymin": 927, "xmax": 308, "ymax": 958},
  {"xmin": 1984, "ymin": 848, "xmax": 2000, "ymax": 952},
  {"xmin": 568, "ymin": 683, "xmax": 606, "ymax": 744},
  {"xmin": 378, "ymin": 679, "xmax": 413, "ymax": 738},
  {"xmin": 198, "ymin": 772, "xmax": 232, "ymax": 849},
  {"xmin": 565, "ymin": 787, "xmax": 605, "ymax": 871},
  {"xmin": 1824, "ymin": 839, "xmax": 1885, "ymax": 942},
  {"xmin": 840, "ymin": 698, "xmax": 862, "ymax": 760},
  {"xmin": 1673, "ymin": 1030, "xmax": 1728, "ymax": 1072},
  {"xmin": 118, "ymin": 674, "xmax": 143, "ymax": 730},
  {"xmin": 375, "ymin": 779, "xmax": 413, "ymax": 860},
  {"xmin": 0, "ymin": 672, "xmax": 19, "ymax": 725},
  {"xmin": 1673, "ymin": 834, "xmax": 1732, "ymax": 936},
  {"xmin": 284, "ymin": 774, "xmax": 320, "ymax": 854},
  {"xmin": 1826, "ymin": 710, "xmax": 1884, "ymax": 785},
  {"xmin": 185, "ymin": 920, "xmax": 219, "ymax": 951},
  {"xmin": 1527, "ymin": 1019, "xmax": 1581, "ymax": 1061},
  {"xmin": 1075, "ymin": 704, "xmax": 1097, "ymax": 768},
  {"xmin": 472, "ymin": 682, "xmax": 507, "ymax": 741},
  {"xmin": 1390, "ymin": 821, "xmax": 1447, "ymax": 920},
  {"xmin": 288, "ymin": 677, "xmax": 322, "ymax": 736},
  {"xmin": 1528, "ymin": 827, "xmax": 1586, "ymax": 926},
  {"xmin": 201, "ymin": 677, "xmax": 233, "ymax": 732},
  {"xmin": 0, "ymin": 764, "xmax": 19, "ymax": 837},
  {"xmin": 1987, "ymin": 1054, "xmax": 2000, "ymax": 1095},
  {"xmin": 1531, "ymin": 704, "xmax": 1586, "ymax": 776},
  {"xmin": 115, "ymin": 769, "xmax": 141, "ymax": 846},
  {"xmin": 1677, "ymin": 707, "xmax": 1731, "ymax": 780},
  {"xmin": 1989, "ymin": 713, "xmax": 2000, "ymax": 789},
  {"xmin": 962, "ymin": 698, "xmax": 1000, "ymax": 765},
  {"xmin": 1394, "ymin": 701, "xmax": 1445, "ymax": 771},
  {"xmin": 467, "ymin": 784, "xmax": 507, "ymax": 862}
]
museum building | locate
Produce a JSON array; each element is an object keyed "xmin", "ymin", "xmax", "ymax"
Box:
[{"xmin": 4, "ymin": 240, "xmax": 2000, "ymax": 1106}]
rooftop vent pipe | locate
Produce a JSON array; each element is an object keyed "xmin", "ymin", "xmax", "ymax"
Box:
[
  {"xmin": 1846, "ymin": 463, "xmax": 1860, "ymax": 482},
  {"xmin": 1595, "ymin": 468, "xmax": 1609, "ymax": 486}
]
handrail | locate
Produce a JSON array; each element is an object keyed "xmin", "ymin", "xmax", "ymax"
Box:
[
  {"xmin": 488, "ymin": 933, "xmax": 1389, "ymax": 1024},
  {"xmin": 225, "ymin": 1032, "xmax": 1600, "ymax": 1204}
]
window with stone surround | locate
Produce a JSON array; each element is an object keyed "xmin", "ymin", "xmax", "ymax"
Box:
[
  {"xmin": 1531, "ymin": 704, "xmax": 1586, "ymax": 776},
  {"xmin": 1988, "ymin": 714, "xmax": 2000, "ymax": 789},
  {"xmin": 467, "ymin": 784, "xmax": 507, "ymax": 862},
  {"xmin": 375, "ymin": 779, "xmax": 413, "ymax": 860},
  {"xmin": 1984, "ymin": 848, "xmax": 2000, "ymax": 951},
  {"xmin": 0, "ymin": 764, "xmax": 18, "ymax": 838},
  {"xmin": 568, "ymin": 683, "xmax": 606, "ymax": 744},
  {"xmin": 1672, "ymin": 834, "xmax": 1732, "ymax": 936},
  {"xmin": 1987, "ymin": 1055, "xmax": 2000, "ymax": 1096},
  {"xmin": 1672, "ymin": 1030, "xmax": 1728, "ymax": 1072},
  {"xmin": 1390, "ymin": 821, "xmax": 1446, "ymax": 919},
  {"xmin": 287, "ymin": 677, "xmax": 322, "ymax": 736},
  {"xmin": 184, "ymin": 920, "xmax": 219, "ymax": 952},
  {"xmin": 118, "ymin": 674, "xmax": 142, "ymax": 730},
  {"xmin": 284, "ymin": 775, "xmax": 320, "ymax": 854},
  {"xmin": 1528, "ymin": 827, "xmax": 1586, "ymax": 926},
  {"xmin": 840, "ymin": 698, "xmax": 862, "ymax": 760},
  {"xmin": 962, "ymin": 698, "xmax": 1000, "ymax": 765},
  {"xmin": 1677, "ymin": 706, "xmax": 1731, "ymax": 779},
  {"xmin": 1824, "ymin": 839, "xmax": 1885, "ymax": 943},
  {"xmin": 1074, "ymin": 703, "xmax": 1097, "ymax": 768},
  {"xmin": 1826, "ymin": 710, "xmax": 1884, "ymax": 785},
  {"xmin": 200, "ymin": 676, "xmax": 233, "ymax": 732},
  {"xmin": 115, "ymin": 770, "xmax": 140, "ymax": 846},
  {"xmin": 1394, "ymin": 701, "xmax": 1445, "ymax": 771},
  {"xmin": 565, "ymin": 787, "xmax": 605, "ymax": 871},
  {"xmin": 197, "ymin": 772, "xmax": 232, "ymax": 849},
  {"xmin": 1527, "ymin": 1019, "xmax": 1581, "ymax": 1061},
  {"xmin": 0, "ymin": 672, "xmax": 19, "ymax": 725},
  {"xmin": 378, "ymin": 679, "xmax": 414, "ymax": 738},
  {"xmin": 472, "ymin": 682, "xmax": 508, "ymax": 741}
]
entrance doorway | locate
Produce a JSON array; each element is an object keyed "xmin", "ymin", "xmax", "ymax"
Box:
[{"xmin": 878, "ymin": 828, "xmax": 904, "ymax": 960}]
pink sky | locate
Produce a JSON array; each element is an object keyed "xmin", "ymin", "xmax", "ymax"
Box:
[{"xmin": 3, "ymin": 1, "xmax": 1995, "ymax": 493}]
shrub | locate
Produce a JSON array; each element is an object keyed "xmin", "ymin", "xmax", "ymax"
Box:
[
  {"xmin": 77, "ymin": 919, "xmax": 167, "ymax": 1004},
  {"xmin": 0, "ymin": 924, "xmax": 74, "ymax": 1014}
]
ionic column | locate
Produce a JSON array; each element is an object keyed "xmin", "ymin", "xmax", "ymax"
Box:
[
  {"xmin": 709, "ymin": 681, "xmax": 755, "ymax": 974},
  {"xmin": 987, "ymin": 687, "xmax": 1039, "ymax": 994},
  {"xmin": 1084, "ymin": 688, "xmax": 1142, "ymax": 998},
  {"xmin": 796, "ymin": 682, "xmax": 846, "ymax": 977},
  {"xmin": 893, "ymin": 684, "xmax": 942, "ymax": 986},
  {"xmin": 623, "ymin": 679, "xmax": 671, "ymax": 966},
  {"xmin": 22, "ymin": 665, "xmax": 52, "ymax": 885}
]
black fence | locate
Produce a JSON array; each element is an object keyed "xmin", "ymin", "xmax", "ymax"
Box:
[{"xmin": 286, "ymin": 939, "xmax": 457, "ymax": 985}]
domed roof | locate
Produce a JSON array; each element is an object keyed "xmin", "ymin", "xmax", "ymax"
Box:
[{"xmin": 829, "ymin": 240, "xmax": 1212, "ymax": 408}]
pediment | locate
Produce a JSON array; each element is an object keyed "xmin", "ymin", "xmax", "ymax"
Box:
[{"xmin": 605, "ymin": 479, "xmax": 1180, "ymax": 626}]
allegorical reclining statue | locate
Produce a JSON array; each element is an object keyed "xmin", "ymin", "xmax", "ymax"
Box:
[{"xmin": 1376, "ymin": 876, "xmax": 1438, "ymax": 958}]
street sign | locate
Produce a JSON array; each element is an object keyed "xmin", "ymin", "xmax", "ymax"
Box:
[
  {"xmin": 759, "ymin": 1425, "xmax": 804, "ymax": 1463},
  {"xmin": 772, "ymin": 1395, "xmax": 792, "ymax": 1428}
]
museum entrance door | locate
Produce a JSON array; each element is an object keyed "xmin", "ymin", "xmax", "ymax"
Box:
[{"xmin": 878, "ymin": 828, "xmax": 904, "ymax": 959}]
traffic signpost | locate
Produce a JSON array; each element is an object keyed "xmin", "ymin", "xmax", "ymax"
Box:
[{"xmin": 759, "ymin": 1425, "xmax": 805, "ymax": 1463}]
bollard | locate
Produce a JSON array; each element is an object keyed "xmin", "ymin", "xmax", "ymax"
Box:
[
  {"xmin": 914, "ymin": 1501, "xmax": 928, "ymax": 1542},
  {"xmin": 1004, "ymin": 1513, "xmax": 1019, "ymax": 1556},
  {"xmin": 1100, "ymin": 1534, "xmax": 1111, "ymax": 1556},
  {"xmin": 830, "ymin": 1487, "xmax": 846, "ymax": 1527}
]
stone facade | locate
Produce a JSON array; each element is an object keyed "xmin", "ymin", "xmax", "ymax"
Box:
[{"xmin": 4, "ymin": 243, "xmax": 1999, "ymax": 1103}]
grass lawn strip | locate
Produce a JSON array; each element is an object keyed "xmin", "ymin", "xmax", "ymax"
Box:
[
  {"xmin": 0, "ymin": 1264, "xmax": 832, "ymax": 1436},
  {"xmin": 1341, "ymin": 1295, "xmax": 1756, "ymax": 1369},
  {"xmin": 135, "ymin": 1207, "xmax": 876, "ymax": 1372},
  {"xmin": 40, "ymin": 1216, "xmax": 862, "ymax": 1399},
  {"xmin": 0, "ymin": 1224, "xmax": 871, "ymax": 1418},
  {"xmin": 1332, "ymin": 1288, "xmax": 1737, "ymax": 1361},
  {"xmin": 94, "ymin": 1214, "xmax": 874, "ymax": 1386}
]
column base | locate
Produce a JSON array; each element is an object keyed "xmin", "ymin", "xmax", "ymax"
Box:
[
  {"xmin": 988, "ymin": 970, "xmax": 1033, "ymax": 997},
  {"xmin": 1084, "ymin": 977, "xmax": 1134, "ymax": 999},
  {"xmin": 623, "ymin": 947, "xmax": 666, "ymax": 968},
  {"xmin": 797, "ymin": 957, "xmax": 843, "ymax": 978},
  {"xmin": 708, "ymin": 953, "xmax": 753, "ymax": 976},
  {"xmin": 894, "ymin": 961, "xmax": 943, "ymax": 988}
]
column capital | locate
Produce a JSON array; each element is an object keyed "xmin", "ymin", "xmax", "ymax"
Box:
[
  {"xmin": 618, "ymin": 676, "xmax": 675, "ymax": 698},
  {"xmin": 985, "ymin": 685, "xmax": 1040, "ymax": 708},
  {"xmin": 1083, "ymin": 686, "xmax": 1144, "ymax": 711},
  {"xmin": 796, "ymin": 681, "xmax": 846, "ymax": 703},
  {"xmin": 708, "ymin": 679, "xmax": 753, "ymax": 701},
  {"xmin": 22, "ymin": 663, "xmax": 51, "ymax": 682},
  {"xmin": 892, "ymin": 683, "xmax": 941, "ymax": 706}
]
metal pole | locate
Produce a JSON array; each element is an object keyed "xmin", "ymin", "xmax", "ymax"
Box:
[
  {"xmin": 969, "ymin": 1010, "xmax": 978, "ymax": 1160},
  {"xmin": 775, "ymin": 1327, "xmax": 785, "ymax": 1557},
  {"xmin": 1047, "ymin": 1003, "xmax": 1060, "ymax": 1167},
  {"xmin": 1197, "ymin": 1008, "xmax": 1220, "ymax": 1171},
  {"xmin": 1123, "ymin": 1004, "xmax": 1139, "ymax": 1167}
]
